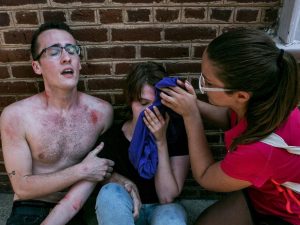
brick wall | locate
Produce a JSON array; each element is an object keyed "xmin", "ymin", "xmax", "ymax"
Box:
[{"xmin": 0, "ymin": 0, "xmax": 281, "ymax": 197}]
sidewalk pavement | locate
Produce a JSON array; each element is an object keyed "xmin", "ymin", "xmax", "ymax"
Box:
[{"xmin": 0, "ymin": 193, "xmax": 215, "ymax": 225}]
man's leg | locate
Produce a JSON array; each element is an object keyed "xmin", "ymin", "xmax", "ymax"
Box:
[
  {"xmin": 149, "ymin": 202, "xmax": 187, "ymax": 225},
  {"xmin": 6, "ymin": 201, "xmax": 54, "ymax": 225},
  {"xmin": 95, "ymin": 183, "xmax": 135, "ymax": 225}
]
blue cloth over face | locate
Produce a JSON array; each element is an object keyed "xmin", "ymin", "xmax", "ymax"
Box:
[{"xmin": 128, "ymin": 77, "xmax": 180, "ymax": 179}]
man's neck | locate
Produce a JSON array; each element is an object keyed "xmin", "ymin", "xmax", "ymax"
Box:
[{"xmin": 43, "ymin": 88, "xmax": 80, "ymax": 112}]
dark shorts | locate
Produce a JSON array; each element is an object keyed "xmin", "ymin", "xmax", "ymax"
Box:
[
  {"xmin": 243, "ymin": 190, "xmax": 292, "ymax": 225},
  {"xmin": 6, "ymin": 200, "xmax": 87, "ymax": 225}
]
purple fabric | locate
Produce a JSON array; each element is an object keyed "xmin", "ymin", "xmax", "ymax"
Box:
[{"xmin": 128, "ymin": 77, "xmax": 179, "ymax": 179}]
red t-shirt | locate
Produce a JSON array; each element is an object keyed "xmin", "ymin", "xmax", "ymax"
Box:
[{"xmin": 221, "ymin": 108, "xmax": 300, "ymax": 224}]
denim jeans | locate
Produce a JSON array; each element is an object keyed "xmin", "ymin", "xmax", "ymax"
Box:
[
  {"xmin": 6, "ymin": 200, "xmax": 87, "ymax": 225},
  {"xmin": 95, "ymin": 183, "xmax": 187, "ymax": 225}
]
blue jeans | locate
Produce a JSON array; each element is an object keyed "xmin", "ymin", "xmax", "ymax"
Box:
[
  {"xmin": 6, "ymin": 200, "xmax": 86, "ymax": 225},
  {"xmin": 96, "ymin": 183, "xmax": 187, "ymax": 225}
]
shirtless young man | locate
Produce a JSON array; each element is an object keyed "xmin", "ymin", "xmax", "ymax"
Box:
[{"xmin": 0, "ymin": 22, "xmax": 140, "ymax": 225}]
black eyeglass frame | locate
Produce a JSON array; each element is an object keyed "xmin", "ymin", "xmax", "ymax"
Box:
[{"xmin": 33, "ymin": 44, "xmax": 81, "ymax": 61}]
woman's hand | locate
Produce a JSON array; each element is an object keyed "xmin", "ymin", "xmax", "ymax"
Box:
[
  {"xmin": 160, "ymin": 80, "xmax": 198, "ymax": 118},
  {"xmin": 143, "ymin": 106, "xmax": 169, "ymax": 142}
]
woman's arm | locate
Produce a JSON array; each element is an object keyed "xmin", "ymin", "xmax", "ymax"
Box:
[
  {"xmin": 143, "ymin": 107, "xmax": 190, "ymax": 203},
  {"xmin": 160, "ymin": 81, "xmax": 251, "ymax": 192},
  {"xmin": 197, "ymin": 100, "xmax": 231, "ymax": 129}
]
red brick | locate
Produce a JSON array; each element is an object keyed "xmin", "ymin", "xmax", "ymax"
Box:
[
  {"xmin": 0, "ymin": 0, "xmax": 46, "ymax": 6},
  {"xmin": 0, "ymin": 67, "xmax": 9, "ymax": 79},
  {"xmin": 16, "ymin": 11, "xmax": 38, "ymax": 25},
  {"xmin": 113, "ymin": 93, "xmax": 126, "ymax": 105},
  {"xmin": 171, "ymin": 0, "xmax": 221, "ymax": 2},
  {"xmin": 165, "ymin": 62, "xmax": 201, "ymax": 75},
  {"xmin": 0, "ymin": 81, "xmax": 38, "ymax": 94},
  {"xmin": 37, "ymin": 79, "xmax": 84, "ymax": 92},
  {"xmin": 73, "ymin": 28, "xmax": 108, "ymax": 42},
  {"xmin": 141, "ymin": 46, "xmax": 189, "ymax": 58},
  {"xmin": 156, "ymin": 9, "xmax": 179, "ymax": 22},
  {"xmin": 165, "ymin": 27, "xmax": 217, "ymax": 41},
  {"xmin": 236, "ymin": 9, "xmax": 259, "ymax": 22},
  {"xmin": 99, "ymin": 9, "xmax": 123, "ymax": 24},
  {"xmin": 89, "ymin": 93, "xmax": 112, "ymax": 103},
  {"xmin": 87, "ymin": 46, "xmax": 135, "ymax": 59},
  {"xmin": 0, "ymin": 12, "xmax": 10, "ymax": 26},
  {"xmin": 4, "ymin": 30, "xmax": 33, "ymax": 44},
  {"xmin": 263, "ymin": 8, "xmax": 278, "ymax": 23},
  {"xmin": 210, "ymin": 8, "xmax": 233, "ymax": 22},
  {"xmin": 112, "ymin": 28, "xmax": 161, "ymax": 41},
  {"xmin": 193, "ymin": 45, "xmax": 207, "ymax": 58},
  {"xmin": 87, "ymin": 78, "xmax": 125, "ymax": 90},
  {"xmin": 127, "ymin": 9, "xmax": 150, "ymax": 22},
  {"xmin": 81, "ymin": 63, "xmax": 111, "ymax": 75},
  {"xmin": 11, "ymin": 65, "xmax": 37, "ymax": 78},
  {"xmin": 77, "ymin": 80, "xmax": 85, "ymax": 92},
  {"xmin": 43, "ymin": 11, "xmax": 66, "ymax": 23},
  {"xmin": 0, "ymin": 49, "xmax": 31, "ymax": 62},
  {"xmin": 71, "ymin": 9, "xmax": 95, "ymax": 22},
  {"xmin": 0, "ymin": 96, "xmax": 17, "ymax": 108},
  {"xmin": 53, "ymin": 0, "xmax": 104, "ymax": 2},
  {"xmin": 230, "ymin": 0, "xmax": 277, "ymax": 2},
  {"xmin": 184, "ymin": 8, "xmax": 205, "ymax": 20},
  {"xmin": 115, "ymin": 62, "xmax": 138, "ymax": 75},
  {"xmin": 113, "ymin": 0, "xmax": 162, "ymax": 3}
]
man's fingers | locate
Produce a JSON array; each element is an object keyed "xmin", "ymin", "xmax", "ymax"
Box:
[{"xmin": 91, "ymin": 142, "xmax": 104, "ymax": 156}]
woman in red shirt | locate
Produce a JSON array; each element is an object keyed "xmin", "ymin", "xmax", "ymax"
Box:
[{"xmin": 160, "ymin": 28, "xmax": 300, "ymax": 225}]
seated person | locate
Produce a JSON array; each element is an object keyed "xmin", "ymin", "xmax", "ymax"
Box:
[{"xmin": 96, "ymin": 61, "xmax": 190, "ymax": 225}]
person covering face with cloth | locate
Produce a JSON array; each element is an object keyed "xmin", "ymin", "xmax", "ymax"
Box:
[
  {"xmin": 95, "ymin": 61, "xmax": 190, "ymax": 225},
  {"xmin": 160, "ymin": 28, "xmax": 300, "ymax": 225}
]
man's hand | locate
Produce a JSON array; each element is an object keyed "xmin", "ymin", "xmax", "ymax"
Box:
[{"xmin": 80, "ymin": 143, "xmax": 115, "ymax": 182}]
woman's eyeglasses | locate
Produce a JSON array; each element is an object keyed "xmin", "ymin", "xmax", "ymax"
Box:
[
  {"xmin": 34, "ymin": 44, "xmax": 81, "ymax": 61},
  {"xmin": 198, "ymin": 73, "xmax": 234, "ymax": 94}
]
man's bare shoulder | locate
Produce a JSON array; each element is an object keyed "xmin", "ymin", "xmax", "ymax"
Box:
[
  {"xmin": 79, "ymin": 92, "xmax": 113, "ymax": 113},
  {"xmin": 78, "ymin": 92, "xmax": 113, "ymax": 132},
  {"xmin": 0, "ymin": 94, "xmax": 44, "ymax": 134},
  {"xmin": 1, "ymin": 94, "xmax": 42, "ymax": 120}
]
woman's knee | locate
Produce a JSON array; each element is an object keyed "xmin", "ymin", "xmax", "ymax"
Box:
[
  {"xmin": 96, "ymin": 183, "xmax": 132, "ymax": 208},
  {"xmin": 151, "ymin": 203, "xmax": 187, "ymax": 225}
]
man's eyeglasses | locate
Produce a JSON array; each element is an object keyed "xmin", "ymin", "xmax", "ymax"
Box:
[
  {"xmin": 34, "ymin": 44, "xmax": 81, "ymax": 61},
  {"xmin": 198, "ymin": 73, "xmax": 234, "ymax": 94}
]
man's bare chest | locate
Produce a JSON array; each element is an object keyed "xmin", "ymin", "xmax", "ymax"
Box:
[{"xmin": 27, "ymin": 113, "xmax": 100, "ymax": 165}]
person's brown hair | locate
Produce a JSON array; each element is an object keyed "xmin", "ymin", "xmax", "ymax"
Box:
[
  {"xmin": 206, "ymin": 28, "xmax": 300, "ymax": 151},
  {"xmin": 124, "ymin": 61, "xmax": 168, "ymax": 119},
  {"xmin": 31, "ymin": 22, "xmax": 75, "ymax": 61}
]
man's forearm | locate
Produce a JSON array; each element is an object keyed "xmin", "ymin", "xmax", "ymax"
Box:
[{"xmin": 41, "ymin": 181, "xmax": 97, "ymax": 225}]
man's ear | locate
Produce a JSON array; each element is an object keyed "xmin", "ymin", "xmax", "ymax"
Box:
[{"xmin": 32, "ymin": 61, "xmax": 42, "ymax": 75}]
